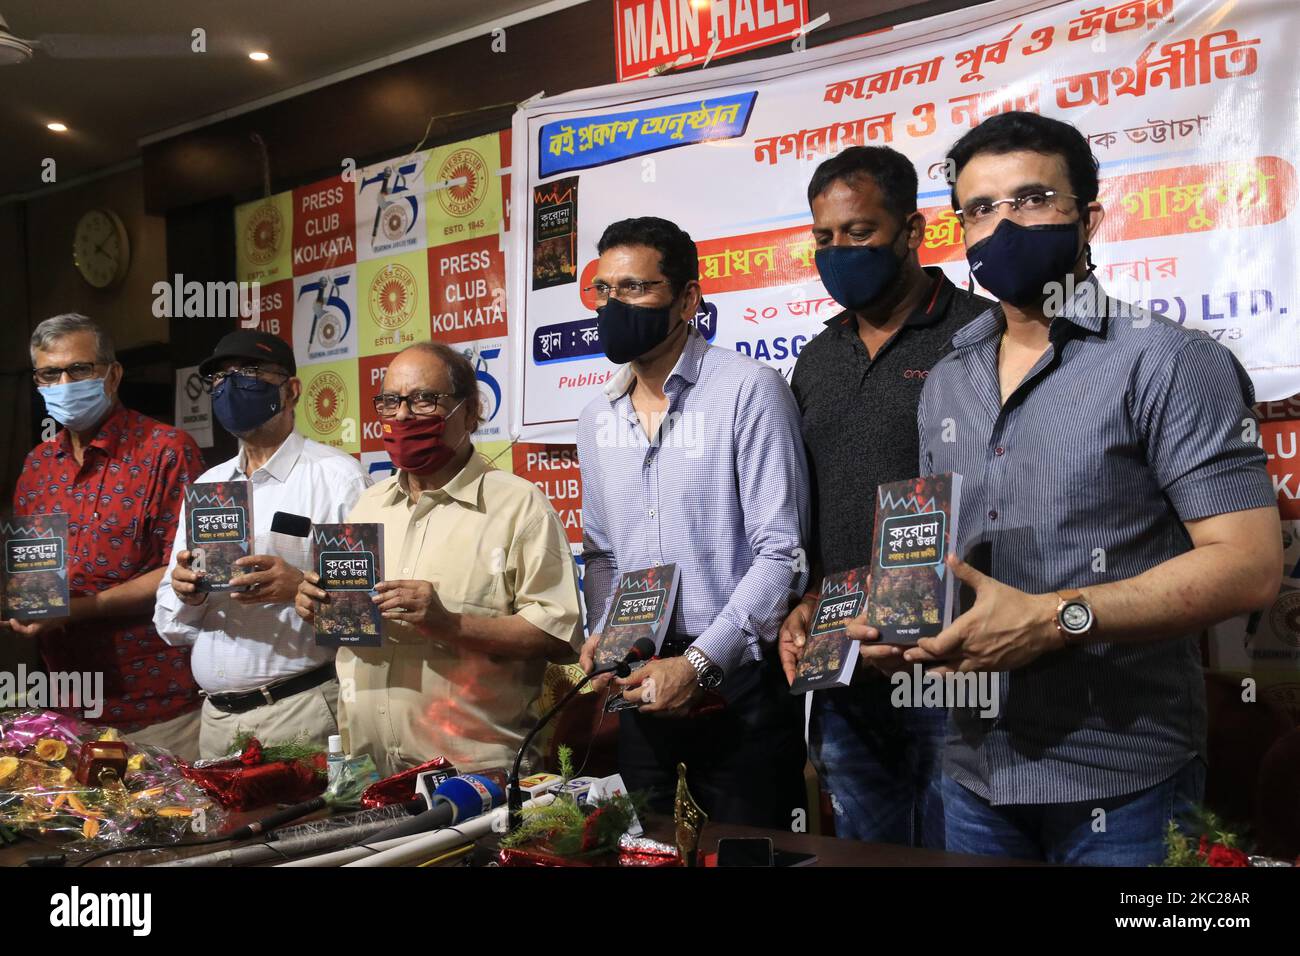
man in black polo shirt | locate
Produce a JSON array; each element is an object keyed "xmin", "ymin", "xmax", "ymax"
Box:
[{"xmin": 779, "ymin": 146, "xmax": 989, "ymax": 847}]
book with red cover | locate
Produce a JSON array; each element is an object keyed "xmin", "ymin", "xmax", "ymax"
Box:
[
  {"xmin": 2, "ymin": 513, "xmax": 70, "ymax": 621},
  {"xmin": 311, "ymin": 523, "xmax": 385, "ymax": 647},
  {"xmin": 867, "ymin": 473, "xmax": 963, "ymax": 645},
  {"xmin": 593, "ymin": 564, "xmax": 680, "ymax": 671},
  {"xmin": 790, "ymin": 565, "xmax": 868, "ymax": 694}
]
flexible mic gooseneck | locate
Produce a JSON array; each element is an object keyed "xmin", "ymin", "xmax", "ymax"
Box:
[{"xmin": 505, "ymin": 636, "xmax": 657, "ymax": 832}]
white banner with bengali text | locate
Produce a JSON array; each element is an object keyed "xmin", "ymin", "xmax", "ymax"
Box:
[{"xmin": 511, "ymin": 0, "xmax": 1299, "ymax": 444}]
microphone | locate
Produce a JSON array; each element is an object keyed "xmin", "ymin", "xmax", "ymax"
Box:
[
  {"xmin": 226, "ymin": 796, "xmax": 330, "ymax": 840},
  {"xmin": 364, "ymin": 771, "xmax": 506, "ymax": 842},
  {"xmin": 270, "ymin": 512, "xmax": 312, "ymax": 537},
  {"xmin": 268, "ymin": 511, "xmax": 313, "ymax": 571},
  {"xmin": 505, "ymin": 637, "xmax": 656, "ymax": 832}
]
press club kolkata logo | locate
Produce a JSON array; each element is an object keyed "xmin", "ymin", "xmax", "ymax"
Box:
[
  {"xmin": 380, "ymin": 200, "xmax": 411, "ymax": 242},
  {"xmin": 1267, "ymin": 589, "xmax": 1300, "ymax": 649},
  {"xmin": 436, "ymin": 147, "xmax": 488, "ymax": 218},
  {"xmin": 369, "ymin": 263, "xmax": 419, "ymax": 331},
  {"xmin": 243, "ymin": 201, "xmax": 284, "ymax": 266},
  {"xmin": 307, "ymin": 372, "xmax": 347, "ymax": 435}
]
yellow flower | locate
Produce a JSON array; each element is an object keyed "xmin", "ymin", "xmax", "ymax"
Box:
[{"xmin": 34, "ymin": 739, "xmax": 68, "ymax": 762}]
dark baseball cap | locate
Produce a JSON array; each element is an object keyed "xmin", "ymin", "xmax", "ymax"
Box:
[{"xmin": 199, "ymin": 330, "xmax": 296, "ymax": 377}]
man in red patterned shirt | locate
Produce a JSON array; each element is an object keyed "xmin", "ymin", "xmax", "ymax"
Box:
[{"xmin": 6, "ymin": 314, "xmax": 203, "ymax": 759}]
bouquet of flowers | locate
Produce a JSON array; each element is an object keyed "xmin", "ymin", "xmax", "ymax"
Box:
[
  {"xmin": 180, "ymin": 732, "xmax": 327, "ymax": 810},
  {"xmin": 0, "ymin": 709, "xmax": 220, "ymax": 849},
  {"xmin": 1162, "ymin": 806, "xmax": 1293, "ymax": 867},
  {"xmin": 498, "ymin": 746, "xmax": 652, "ymax": 866}
]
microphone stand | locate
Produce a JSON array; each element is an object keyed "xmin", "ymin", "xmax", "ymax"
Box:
[{"xmin": 506, "ymin": 660, "xmax": 629, "ymax": 833}]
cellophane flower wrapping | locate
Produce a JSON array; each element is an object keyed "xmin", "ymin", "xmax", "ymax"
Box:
[
  {"xmin": 358, "ymin": 755, "xmax": 453, "ymax": 809},
  {"xmin": 0, "ymin": 708, "xmax": 222, "ymax": 849},
  {"xmin": 179, "ymin": 735, "xmax": 328, "ymax": 810}
]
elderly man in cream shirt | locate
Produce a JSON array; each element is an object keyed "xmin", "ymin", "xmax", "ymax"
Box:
[{"xmin": 296, "ymin": 342, "xmax": 583, "ymax": 777}]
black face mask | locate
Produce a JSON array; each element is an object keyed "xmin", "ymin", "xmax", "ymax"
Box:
[
  {"xmin": 814, "ymin": 224, "xmax": 908, "ymax": 312},
  {"xmin": 597, "ymin": 296, "xmax": 682, "ymax": 364},
  {"xmin": 966, "ymin": 218, "xmax": 1086, "ymax": 307}
]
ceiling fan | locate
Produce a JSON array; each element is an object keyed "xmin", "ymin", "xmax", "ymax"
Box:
[{"xmin": 0, "ymin": 11, "xmax": 213, "ymax": 64}]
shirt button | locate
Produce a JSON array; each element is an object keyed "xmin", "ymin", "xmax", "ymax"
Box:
[
  {"xmin": 988, "ymin": 510, "xmax": 998, "ymax": 520},
  {"xmin": 648, "ymin": 508, "xmax": 656, "ymax": 519},
  {"xmin": 402, "ymin": 568, "xmax": 410, "ymax": 575},
  {"xmin": 994, "ymin": 446, "xmax": 1005, "ymax": 456}
]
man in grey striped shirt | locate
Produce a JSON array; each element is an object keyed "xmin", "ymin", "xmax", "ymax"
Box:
[{"xmin": 910, "ymin": 112, "xmax": 1281, "ymax": 864}]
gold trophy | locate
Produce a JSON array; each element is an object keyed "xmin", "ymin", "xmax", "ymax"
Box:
[{"xmin": 673, "ymin": 762, "xmax": 707, "ymax": 867}]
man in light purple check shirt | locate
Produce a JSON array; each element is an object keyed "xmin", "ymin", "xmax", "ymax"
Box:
[{"xmin": 577, "ymin": 217, "xmax": 811, "ymax": 827}]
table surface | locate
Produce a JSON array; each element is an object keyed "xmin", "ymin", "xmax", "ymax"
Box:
[{"xmin": 0, "ymin": 807, "xmax": 1038, "ymax": 867}]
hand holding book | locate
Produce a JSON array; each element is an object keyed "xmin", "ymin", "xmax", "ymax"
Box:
[
  {"xmin": 170, "ymin": 550, "xmax": 208, "ymax": 606},
  {"xmin": 373, "ymin": 579, "xmax": 459, "ymax": 641},
  {"xmin": 902, "ymin": 553, "xmax": 1064, "ymax": 674},
  {"xmin": 228, "ymin": 554, "xmax": 305, "ymax": 604}
]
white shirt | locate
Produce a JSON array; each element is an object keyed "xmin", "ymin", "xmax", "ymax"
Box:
[{"xmin": 154, "ymin": 431, "xmax": 371, "ymax": 693}]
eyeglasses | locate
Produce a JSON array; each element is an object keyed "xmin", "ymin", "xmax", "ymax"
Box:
[
  {"xmin": 954, "ymin": 190, "xmax": 1079, "ymax": 226},
  {"xmin": 372, "ymin": 390, "xmax": 457, "ymax": 418},
  {"xmin": 201, "ymin": 366, "xmax": 290, "ymax": 392},
  {"xmin": 32, "ymin": 362, "xmax": 106, "ymax": 386},
  {"xmin": 582, "ymin": 279, "xmax": 669, "ymax": 301}
]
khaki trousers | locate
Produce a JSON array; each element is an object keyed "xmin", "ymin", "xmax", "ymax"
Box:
[
  {"xmin": 198, "ymin": 678, "xmax": 339, "ymax": 760},
  {"xmin": 128, "ymin": 706, "xmax": 203, "ymax": 763}
]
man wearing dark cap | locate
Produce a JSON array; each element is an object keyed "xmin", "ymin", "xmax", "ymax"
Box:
[{"xmin": 154, "ymin": 330, "xmax": 370, "ymax": 758}]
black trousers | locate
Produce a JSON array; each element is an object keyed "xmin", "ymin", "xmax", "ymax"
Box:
[{"xmin": 617, "ymin": 640, "xmax": 807, "ymax": 830}]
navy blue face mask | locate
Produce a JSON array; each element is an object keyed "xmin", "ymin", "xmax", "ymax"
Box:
[
  {"xmin": 814, "ymin": 227, "xmax": 907, "ymax": 312},
  {"xmin": 212, "ymin": 374, "xmax": 283, "ymax": 435},
  {"xmin": 966, "ymin": 218, "xmax": 1085, "ymax": 307},
  {"xmin": 597, "ymin": 296, "xmax": 684, "ymax": 364}
]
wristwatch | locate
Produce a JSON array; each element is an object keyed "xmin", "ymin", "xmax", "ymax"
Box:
[
  {"xmin": 1055, "ymin": 589, "xmax": 1095, "ymax": 644},
  {"xmin": 683, "ymin": 646, "xmax": 724, "ymax": 689}
]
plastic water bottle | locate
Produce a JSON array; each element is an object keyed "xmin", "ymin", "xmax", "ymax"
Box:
[{"xmin": 327, "ymin": 734, "xmax": 345, "ymax": 791}]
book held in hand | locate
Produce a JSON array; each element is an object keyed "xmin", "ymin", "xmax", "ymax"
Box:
[
  {"xmin": 790, "ymin": 565, "xmax": 868, "ymax": 694},
  {"xmin": 2, "ymin": 513, "xmax": 71, "ymax": 621},
  {"xmin": 867, "ymin": 473, "xmax": 963, "ymax": 645},
  {"xmin": 311, "ymin": 523, "xmax": 385, "ymax": 647},
  {"xmin": 593, "ymin": 564, "xmax": 680, "ymax": 671},
  {"xmin": 184, "ymin": 481, "xmax": 253, "ymax": 592}
]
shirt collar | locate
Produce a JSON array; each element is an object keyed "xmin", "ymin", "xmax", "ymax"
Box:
[
  {"xmin": 825, "ymin": 267, "xmax": 956, "ymax": 335},
  {"xmin": 56, "ymin": 402, "xmax": 129, "ymax": 460},
  {"xmin": 1053, "ymin": 271, "xmax": 1107, "ymax": 334},
  {"xmin": 229, "ymin": 430, "xmax": 305, "ymax": 483},
  {"xmin": 385, "ymin": 446, "xmax": 489, "ymax": 509},
  {"xmin": 951, "ymin": 272, "xmax": 1108, "ymax": 349},
  {"xmin": 602, "ymin": 323, "xmax": 707, "ymax": 405}
]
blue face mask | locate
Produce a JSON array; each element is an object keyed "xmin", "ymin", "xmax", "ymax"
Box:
[
  {"xmin": 814, "ymin": 227, "xmax": 907, "ymax": 312},
  {"xmin": 212, "ymin": 374, "xmax": 283, "ymax": 435},
  {"xmin": 40, "ymin": 377, "xmax": 113, "ymax": 432},
  {"xmin": 966, "ymin": 218, "xmax": 1084, "ymax": 307}
]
